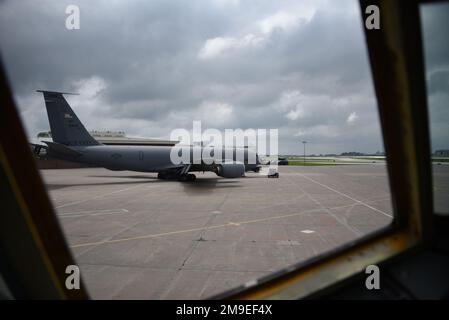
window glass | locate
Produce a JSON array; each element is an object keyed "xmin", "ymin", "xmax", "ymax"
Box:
[
  {"xmin": 420, "ymin": 2, "xmax": 449, "ymax": 215},
  {"xmin": 0, "ymin": 0, "xmax": 393, "ymax": 299}
]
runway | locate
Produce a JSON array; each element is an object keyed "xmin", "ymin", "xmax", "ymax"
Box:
[{"xmin": 41, "ymin": 165, "xmax": 395, "ymax": 299}]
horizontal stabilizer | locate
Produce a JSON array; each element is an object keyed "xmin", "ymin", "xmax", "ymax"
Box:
[
  {"xmin": 29, "ymin": 142, "xmax": 47, "ymax": 148},
  {"xmin": 36, "ymin": 90, "xmax": 79, "ymax": 95}
]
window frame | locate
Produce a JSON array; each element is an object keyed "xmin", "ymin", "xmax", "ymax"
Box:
[{"xmin": 213, "ymin": 0, "xmax": 434, "ymax": 299}]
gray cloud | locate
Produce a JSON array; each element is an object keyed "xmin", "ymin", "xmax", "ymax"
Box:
[{"xmin": 2, "ymin": 0, "xmax": 444, "ymax": 154}]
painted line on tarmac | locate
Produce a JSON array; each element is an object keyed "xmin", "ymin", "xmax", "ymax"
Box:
[
  {"xmin": 299, "ymin": 174, "xmax": 392, "ymax": 218},
  {"xmin": 55, "ymin": 184, "xmax": 146, "ymax": 209},
  {"xmin": 70, "ymin": 203, "xmax": 363, "ymax": 248},
  {"xmin": 58, "ymin": 208, "xmax": 129, "ymax": 218}
]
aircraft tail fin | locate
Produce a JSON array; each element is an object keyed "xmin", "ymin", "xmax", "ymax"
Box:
[{"xmin": 37, "ymin": 90, "xmax": 100, "ymax": 146}]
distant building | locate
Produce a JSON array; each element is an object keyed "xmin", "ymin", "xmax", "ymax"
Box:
[
  {"xmin": 36, "ymin": 130, "xmax": 179, "ymax": 146},
  {"xmin": 434, "ymin": 150, "xmax": 449, "ymax": 157}
]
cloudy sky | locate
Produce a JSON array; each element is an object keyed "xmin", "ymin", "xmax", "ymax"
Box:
[
  {"xmin": 421, "ymin": 2, "xmax": 449, "ymax": 154},
  {"xmin": 0, "ymin": 0, "xmax": 446, "ymax": 154}
]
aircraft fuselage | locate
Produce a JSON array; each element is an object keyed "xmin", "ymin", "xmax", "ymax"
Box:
[{"xmin": 50, "ymin": 144, "xmax": 260, "ymax": 174}]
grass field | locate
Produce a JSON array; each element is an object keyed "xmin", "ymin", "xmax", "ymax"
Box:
[
  {"xmin": 285, "ymin": 156, "xmax": 377, "ymax": 166},
  {"xmin": 281, "ymin": 156, "xmax": 449, "ymax": 166},
  {"xmin": 287, "ymin": 160, "xmax": 343, "ymax": 166}
]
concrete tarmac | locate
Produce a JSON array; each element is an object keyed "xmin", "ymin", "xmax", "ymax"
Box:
[{"xmin": 41, "ymin": 165, "xmax": 398, "ymax": 299}]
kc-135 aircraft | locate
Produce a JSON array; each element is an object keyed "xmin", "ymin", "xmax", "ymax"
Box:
[{"xmin": 32, "ymin": 90, "xmax": 262, "ymax": 181}]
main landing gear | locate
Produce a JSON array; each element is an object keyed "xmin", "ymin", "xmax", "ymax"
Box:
[
  {"xmin": 178, "ymin": 174, "xmax": 196, "ymax": 182},
  {"xmin": 157, "ymin": 172, "xmax": 196, "ymax": 182}
]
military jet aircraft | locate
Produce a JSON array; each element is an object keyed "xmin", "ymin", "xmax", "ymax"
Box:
[{"xmin": 32, "ymin": 90, "xmax": 262, "ymax": 181}]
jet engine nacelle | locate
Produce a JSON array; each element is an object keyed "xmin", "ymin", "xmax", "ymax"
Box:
[{"xmin": 215, "ymin": 162, "xmax": 245, "ymax": 178}]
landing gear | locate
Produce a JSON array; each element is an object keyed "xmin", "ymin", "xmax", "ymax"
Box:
[
  {"xmin": 178, "ymin": 173, "xmax": 196, "ymax": 182},
  {"xmin": 157, "ymin": 172, "xmax": 196, "ymax": 182}
]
